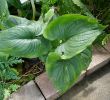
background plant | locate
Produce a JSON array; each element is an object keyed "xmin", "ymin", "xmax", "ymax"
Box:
[{"xmin": 0, "ymin": 52, "xmax": 22, "ymax": 100}]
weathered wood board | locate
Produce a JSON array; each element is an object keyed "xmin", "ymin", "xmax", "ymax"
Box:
[{"xmin": 8, "ymin": 81, "xmax": 45, "ymax": 100}]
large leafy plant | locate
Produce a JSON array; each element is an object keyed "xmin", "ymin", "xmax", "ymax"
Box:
[{"xmin": 0, "ymin": 0, "xmax": 107, "ymax": 97}]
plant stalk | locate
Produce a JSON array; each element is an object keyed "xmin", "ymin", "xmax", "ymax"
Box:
[{"xmin": 30, "ymin": 0, "xmax": 36, "ymax": 20}]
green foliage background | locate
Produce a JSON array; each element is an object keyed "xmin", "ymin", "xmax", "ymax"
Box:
[{"xmin": 0, "ymin": 0, "xmax": 110, "ymax": 99}]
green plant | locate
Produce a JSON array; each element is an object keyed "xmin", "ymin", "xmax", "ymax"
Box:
[
  {"xmin": 82, "ymin": 0, "xmax": 110, "ymax": 44},
  {"xmin": 0, "ymin": 52, "xmax": 22, "ymax": 99},
  {"xmin": 0, "ymin": 0, "xmax": 109, "ymax": 98}
]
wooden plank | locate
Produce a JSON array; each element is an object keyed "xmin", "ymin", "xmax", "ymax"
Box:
[
  {"xmin": 35, "ymin": 73, "xmax": 60, "ymax": 100},
  {"xmin": 9, "ymin": 81, "xmax": 45, "ymax": 100},
  {"xmin": 35, "ymin": 43, "xmax": 110, "ymax": 100},
  {"xmin": 86, "ymin": 43, "xmax": 110, "ymax": 75},
  {"xmin": 35, "ymin": 72, "xmax": 86, "ymax": 100}
]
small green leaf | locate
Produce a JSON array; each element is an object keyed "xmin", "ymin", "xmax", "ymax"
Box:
[
  {"xmin": 44, "ymin": 8, "xmax": 55, "ymax": 22},
  {"xmin": 39, "ymin": 8, "xmax": 55, "ymax": 35},
  {"xmin": 9, "ymin": 84, "xmax": 20, "ymax": 92},
  {"xmin": 4, "ymin": 89, "xmax": 11, "ymax": 100},
  {"xmin": 46, "ymin": 48, "xmax": 92, "ymax": 92}
]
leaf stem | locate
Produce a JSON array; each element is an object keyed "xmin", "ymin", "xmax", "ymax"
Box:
[{"xmin": 30, "ymin": 0, "xmax": 36, "ymax": 20}]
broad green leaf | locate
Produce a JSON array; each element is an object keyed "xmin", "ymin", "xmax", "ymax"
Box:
[
  {"xmin": 44, "ymin": 14, "xmax": 103, "ymax": 40},
  {"xmin": 0, "ymin": 25, "xmax": 51, "ymax": 58},
  {"xmin": 0, "ymin": 9, "xmax": 55, "ymax": 57},
  {"xmin": 55, "ymin": 29, "xmax": 102, "ymax": 59},
  {"xmin": 46, "ymin": 48, "xmax": 92, "ymax": 92},
  {"xmin": 0, "ymin": 0, "xmax": 9, "ymax": 21},
  {"xmin": 44, "ymin": 14, "xmax": 105, "ymax": 59},
  {"xmin": 1, "ymin": 15, "xmax": 31, "ymax": 30}
]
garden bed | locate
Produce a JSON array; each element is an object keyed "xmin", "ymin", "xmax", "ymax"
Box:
[{"xmin": 9, "ymin": 43, "xmax": 110, "ymax": 100}]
